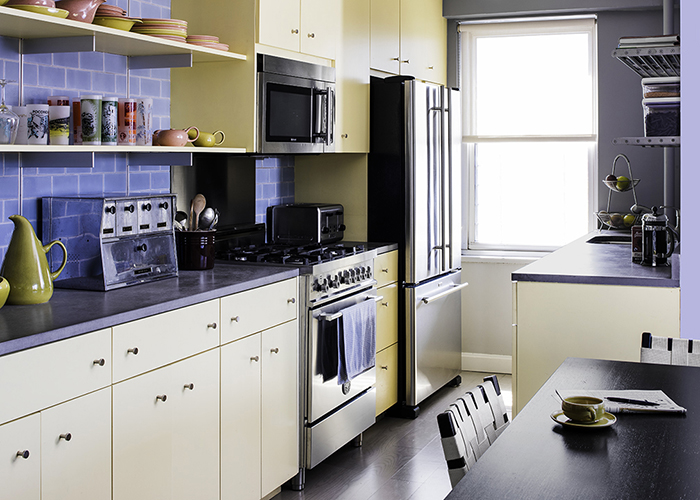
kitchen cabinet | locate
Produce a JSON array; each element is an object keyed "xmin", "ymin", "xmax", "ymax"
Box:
[
  {"xmin": 113, "ymin": 348, "xmax": 220, "ymax": 500},
  {"xmin": 0, "ymin": 414, "xmax": 40, "ymax": 500},
  {"xmin": 375, "ymin": 250, "xmax": 399, "ymax": 415},
  {"xmin": 258, "ymin": 0, "xmax": 339, "ymax": 60},
  {"xmin": 335, "ymin": 0, "xmax": 370, "ymax": 153},
  {"xmin": 370, "ymin": 0, "xmax": 446, "ymax": 85},
  {"xmin": 512, "ymin": 280, "xmax": 680, "ymax": 414}
]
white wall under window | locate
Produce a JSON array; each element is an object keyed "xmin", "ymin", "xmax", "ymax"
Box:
[{"xmin": 460, "ymin": 17, "xmax": 598, "ymax": 252}]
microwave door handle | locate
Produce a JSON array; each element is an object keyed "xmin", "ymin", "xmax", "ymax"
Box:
[
  {"xmin": 313, "ymin": 89, "xmax": 325, "ymax": 138},
  {"xmin": 327, "ymin": 88, "xmax": 334, "ymax": 146}
]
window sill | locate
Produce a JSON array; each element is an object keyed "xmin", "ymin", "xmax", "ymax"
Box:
[{"xmin": 461, "ymin": 249, "xmax": 547, "ymax": 265}]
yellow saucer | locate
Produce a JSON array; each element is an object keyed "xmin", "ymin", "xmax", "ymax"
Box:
[
  {"xmin": 7, "ymin": 5, "xmax": 69, "ymax": 18},
  {"xmin": 551, "ymin": 410, "xmax": 617, "ymax": 428}
]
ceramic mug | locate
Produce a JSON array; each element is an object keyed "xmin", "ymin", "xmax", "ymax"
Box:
[
  {"xmin": 153, "ymin": 127, "xmax": 199, "ymax": 147},
  {"xmin": 562, "ymin": 396, "xmax": 605, "ymax": 423},
  {"xmin": 191, "ymin": 129, "xmax": 225, "ymax": 147},
  {"xmin": 80, "ymin": 95, "xmax": 102, "ymax": 145},
  {"xmin": 26, "ymin": 104, "xmax": 49, "ymax": 145}
]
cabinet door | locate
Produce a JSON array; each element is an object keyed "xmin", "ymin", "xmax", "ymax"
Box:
[
  {"xmin": 376, "ymin": 282, "xmax": 398, "ymax": 352},
  {"xmin": 300, "ymin": 0, "xmax": 339, "ymax": 59},
  {"xmin": 261, "ymin": 320, "xmax": 299, "ymax": 497},
  {"xmin": 335, "ymin": 0, "xmax": 370, "ymax": 153},
  {"xmin": 221, "ymin": 334, "xmax": 262, "ymax": 500},
  {"xmin": 0, "ymin": 414, "xmax": 40, "ymax": 500},
  {"xmin": 41, "ymin": 388, "xmax": 112, "ymax": 500},
  {"xmin": 399, "ymin": 0, "xmax": 446, "ymax": 84},
  {"xmin": 259, "ymin": 0, "xmax": 301, "ymax": 52},
  {"xmin": 113, "ymin": 364, "xmax": 173, "ymax": 500},
  {"xmin": 375, "ymin": 250, "xmax": 398, "ymax": 287},
  {"xmin": 171, "ymin": 349, "xmax": 220, "ymax": 500},
  {"xmin": 370, "ymin": 0, "xmax": 400, "ymax": 74},
  {"xmin": 376, "ymin": 344, "xmax": 399, "ymax": 416}
]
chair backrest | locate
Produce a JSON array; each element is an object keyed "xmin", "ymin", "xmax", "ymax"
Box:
[
  {"xmin": 640, "ymin": 332, "xmax": 700, "ymax": 366},
  {"xmin": 437, "ymin": 375, "xmax": 510, "ymax": 488},
  {"xmin": 480, "ymin": 375, "xmax": 510, "ymax": 438}
]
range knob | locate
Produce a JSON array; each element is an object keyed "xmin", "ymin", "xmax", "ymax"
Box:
[{"xmin": 321, "ymin": 226, "xmax": 330, "ymax": 234}]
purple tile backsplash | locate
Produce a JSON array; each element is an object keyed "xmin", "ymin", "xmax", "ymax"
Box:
[{"xmin": 0, "ymin": 0, "xmax": 295, "ymax": 267}]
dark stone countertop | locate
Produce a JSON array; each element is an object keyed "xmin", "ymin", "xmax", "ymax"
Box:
[
  {"xmin": 0, "ymin": 262, "xmax": 299, "ymax": 357},
  {"xmin": 512, "ymin": 232, "xmax": 679, "ymax": 288}
]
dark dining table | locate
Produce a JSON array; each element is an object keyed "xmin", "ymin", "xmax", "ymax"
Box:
[{"xmin": 446, "ymin": 357, "xmax": 700, "ymax": 499}]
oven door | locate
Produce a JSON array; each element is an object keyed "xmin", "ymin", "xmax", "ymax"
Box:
[
  {"xmin": 258, "ymin": 72, "xmax": 335, "ymax": 154},
  {"xmin": 307, "ymin": 287, "xmax": 377, "ymax": 424}
]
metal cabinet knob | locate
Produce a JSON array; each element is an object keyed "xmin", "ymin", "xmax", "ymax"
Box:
[
  {"xmin": 251, "ymin": 356, "xmax": 260, "ymax": 362},
  {"xmin": 231, "ymin": 316, "xmax": 240, "ymax": 323},
  {"xmin": 428, "ymin": 65, "xmax": 434, "ymax": 70},
  {"xmin": 16, "ymin": 450, "xmax": 30, "ymax": 459},
  {"xmin": 391, "ymin": 57, "xmax": 400, "ymax": 61},
  {"xmin": 270, "ymin": 347, "xmax": 279, "ymax": 354},
  {"xmin": 401, "ymin": 59, "xmax": 410, "ymax": 64},
  {"xmin": 59, "ymin": 433, "xmax": 72, "ymax": 441},
  {"xmin": 287, "ymin": 298, "xmax": 296, "ymax": 304},
  {"xmin": 381, "ymin": 302, "xmax": 389, "ymax": 307},
  {"xmin": 184, "ymin": 383, "xmax": 195, "ymax": 391},
  {"xmin": 127, "ymin": 347, "xmax": 139, "ymax": 355},
  {"xmin": 381, "ymin": 268, "xmax": 389, "ymax": 273},
  {"xmin": 156, "ymin": 394, "xmax": 167, "ymax": 402},
  {"xmin": 381, "ymin": 365, "xmax": 389, "ymax": 370},
  {"xmin": 341, "ymin": 134, "xmax": 348, "ymax": 139},
  {"xmin": 93, "ymin": 358, "xmax": 105, "ymax": 366},
  {"xmin": 291, "ymin": 28, "xmax": 299, "ymax": 34},
  {"xmin": 308, "ymin": 32, "xmax": 315, "ymax": 38},
  {"xmin": 207, "ymin": 322, "xmax": 217, "ymax": 329}
]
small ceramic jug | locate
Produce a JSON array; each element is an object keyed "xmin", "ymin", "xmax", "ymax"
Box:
[
  {"xmin": 0, "ymin": 215, "xmax": 67, "ymax": 305},
  {"xmin": 153, "ymin": 127, "xmax": 199, "ymax": 147}
]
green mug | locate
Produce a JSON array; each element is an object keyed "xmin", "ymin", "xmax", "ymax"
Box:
[
  {"xmin": 192, "ymin": 129, "xmax": 225, "ymax": 147},
  {"xmin": 562, "ymin": 396, "xmax": 605, "ymax": 423}
]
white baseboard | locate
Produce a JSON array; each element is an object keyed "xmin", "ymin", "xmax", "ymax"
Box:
[{"xmin": 461, "ymin": 352, "xmax": 512, "ymax": 374}]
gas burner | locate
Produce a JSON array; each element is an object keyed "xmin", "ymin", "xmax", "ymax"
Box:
[{"xmin": 217, "ymin": 242, "xmax": 371, "ymax": 267}]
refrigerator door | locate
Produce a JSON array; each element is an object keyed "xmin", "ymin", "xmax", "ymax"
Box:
[
  {"xmin": 405, "ymin": 80, "xmax": 444, "ymax": 284},
  {"xmin": 444, "ymin": 87, "xmax": 462, "ymax": 273},
  {"xmin": 405, "ymin": 270, "xmax": 465, "ymax": 407}
]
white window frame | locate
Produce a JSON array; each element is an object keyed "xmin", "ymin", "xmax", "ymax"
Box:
[{"xmin": 459, "ymin": 17, "xmax": 599, "ymax": 254}]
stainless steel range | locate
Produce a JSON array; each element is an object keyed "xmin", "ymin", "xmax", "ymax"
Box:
[{"xmin": 219, "ymin": 239, "xmax": 379, "ymax": 490}]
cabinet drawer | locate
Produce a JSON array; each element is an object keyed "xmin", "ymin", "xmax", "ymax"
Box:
[
  {"xmin": 0, "ymin": 329, "xmax": 111, "ymax": 425},
  {"xmin": 376, "ymin": 283, "xmax": 398, "ymax": 352},
  {"xmin": 376, "ymin": 344, "xmax": 398, "ymax": 416},
  {"xmin": 220, "ymin": 278, "xmax": 298, "ymax": 344},
  {"xmin": 375, "ymin": 251, "xmax": 398, "ymax": 287},
  {"xmin": 113, "ymin": 299, "xmax": 219, "ymax": 382}
]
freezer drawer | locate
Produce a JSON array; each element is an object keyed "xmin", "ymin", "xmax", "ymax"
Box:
[{"xmin": 405, "ymin": 271, "xmax": 465, "ymax": 407}]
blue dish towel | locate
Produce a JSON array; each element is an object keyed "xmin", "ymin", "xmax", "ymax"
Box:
[{"xmin": 338, "ymin": 298, "xmax": 376, "ymax": 385}]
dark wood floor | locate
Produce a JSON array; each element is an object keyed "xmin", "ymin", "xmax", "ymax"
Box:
[{"xmin": 273, "ymin": 371, "xmax": 512, "ymax": 500}]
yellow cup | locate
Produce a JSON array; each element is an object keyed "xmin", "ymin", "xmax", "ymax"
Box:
[
  {"xmin": 562, "ymin": 396, "xmax": 605, "ymax": 423},
  {"xmin": 193, "ymin": 130, "xmax": 225, "ymax": 147}
]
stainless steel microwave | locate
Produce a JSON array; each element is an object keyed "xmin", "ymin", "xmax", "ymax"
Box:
[{"xmin": 257, "ymin": 54, "xmax": 335, "ymax": 154}]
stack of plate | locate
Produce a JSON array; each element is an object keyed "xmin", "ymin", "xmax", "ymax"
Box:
[
  {"xmin": 95, "ymin": 3, "xmax": 126, "ymax": 17},
  {"xmin": 186, "ymin": 35, "xmax": 229, "ymax": 51},
  {"xmin": 93, "ymin": 3, "xmax": 141, "ymax": 31},
  {"xmin": 132, "ymin": 18, "xmax": 188, "ymax": 42}
]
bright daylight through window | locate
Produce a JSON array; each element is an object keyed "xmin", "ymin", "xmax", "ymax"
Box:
[{"xmin": 460, "ymin": 18, "xmax": 597, "ymax": 252}]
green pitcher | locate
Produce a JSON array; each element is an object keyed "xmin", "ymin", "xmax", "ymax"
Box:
[{"xmin": 0, "ymin": 215, "xmax": 67, "ymax": 305}]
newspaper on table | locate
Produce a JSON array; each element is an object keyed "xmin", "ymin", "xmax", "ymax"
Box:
[{"xmin": 557, "ymin": 389, "xmax": 686, "ymax": 414}]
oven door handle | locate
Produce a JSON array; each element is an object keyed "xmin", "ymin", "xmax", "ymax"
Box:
[
  {"xmin": 420, "ymin": 282, "xmax": 469, "ymax": 304},
  {"xmin": 316, "ymin": 295, "xmax": 384, "ymax": 322}
]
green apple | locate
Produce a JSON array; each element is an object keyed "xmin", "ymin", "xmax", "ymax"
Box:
[
  {"xmin": 616, "ymin": 175, "xmax": 631, "ymax": 191},
  {"xmin": 610, "ymin": 214, "xmax": 623, "ymax": 227},
  {"xmin": 623, "ymin": 214, "xmax": 636, "ymax": 227}
]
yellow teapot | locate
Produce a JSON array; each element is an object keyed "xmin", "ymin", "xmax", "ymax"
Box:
[{"xmin": 0, "ymin": 215, "xmax": 67, "ymax": 305}]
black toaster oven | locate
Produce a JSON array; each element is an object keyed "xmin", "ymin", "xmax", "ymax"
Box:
[{"xmin": 267, "ymin": 203, "xmax": 345, "ymax": 245}]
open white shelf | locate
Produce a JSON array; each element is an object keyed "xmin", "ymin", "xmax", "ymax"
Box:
[{"xmin": 612, "ymin": 45, "xmax": 679, "ymax": 78}]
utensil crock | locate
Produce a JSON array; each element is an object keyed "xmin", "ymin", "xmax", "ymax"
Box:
[{"xmin": 0, "ymin": 215, "xmax": 67, "ymax": 305}]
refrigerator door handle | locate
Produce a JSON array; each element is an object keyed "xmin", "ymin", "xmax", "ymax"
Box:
[{"xmin": 421, "ymin": 282, "xmax": 469, "ymax": 304}]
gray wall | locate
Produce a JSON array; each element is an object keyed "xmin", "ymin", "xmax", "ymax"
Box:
[{"xmin": 444, "ymin": 0, "xmax": 669, "ymax": 19}]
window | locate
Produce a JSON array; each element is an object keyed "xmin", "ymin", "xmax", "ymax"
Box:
[{"xmin": 459, "ymin": 17, "xmax": 597, "ymax": 252}]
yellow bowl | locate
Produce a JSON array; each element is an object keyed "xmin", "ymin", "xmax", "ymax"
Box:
[
  {"xmin": 7, "ymin": 4, "xmax": 68, "ymax": 17},
  {"xmin": 93, "ymin": 16, "xmax": 140, "ymax": 31}
]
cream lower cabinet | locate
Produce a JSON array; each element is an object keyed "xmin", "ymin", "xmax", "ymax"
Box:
[
  {"xmin": 0, "ymin": 414, "xmax": 40, "ymax": 500},
  {"xmin": 113, "ymin": 348, "xmax": 220, "ymax": 500},
  {"xmin": 221, "ymin": 319, "xmax": 299, "ymax": 500},
  {"xmin": 513, "ymin": 281, "xmax": 681, "ymax": 414},
  {"xmin": 375, "ymin": 250, "xmax": 399, "ymax": 415}
]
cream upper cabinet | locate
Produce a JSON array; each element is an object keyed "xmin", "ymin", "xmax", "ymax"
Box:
[
  {"xmin": 370, "ymin": 0, "xmax": 446, "ymax": 85},
  {"xmin": 336, "ymin": 0, "xmax": 370, "ymax": 153},
  {"xmin": 258, "ymin": 0, "xmax": 339, "ymax": 60},
  {"xmin": 41, "ymin": 389, "xmax": 112, "ymax": 500},
  {"xmin": 0, "ymin": 414, "xmax": 40, "ymax": 500}
]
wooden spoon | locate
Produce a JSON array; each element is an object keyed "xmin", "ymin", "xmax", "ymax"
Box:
[{"xmin": 191, "ymin": 193, "xmax": 206, "ymax": 231}]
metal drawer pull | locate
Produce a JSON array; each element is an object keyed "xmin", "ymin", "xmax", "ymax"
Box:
[
  {"xmin": 270, "ymin": 348, "xmax": 280, "ymax": 354},
  {"xmin": 401, "ymin": 59, "xmax": 410, "ymax": 64},
  {"xmin": 381, "ymin": 301, "xmax": 389, "ymax": 307},
  {"xmin": 318, "ymin": 295, "xmax": 384, "ymax": 321},
  {"xmin": 391, "ymin": 57, "xmax": 400, "ymax": 61},
  {"xmin": 341, "ymin": 134, "xmax": 348, "ymax": 139},
  {"xmin": 291, "ymin": 28, "xmax": 299, "ymax": 34},
  {"xmin": 207, "ymin": 322, "xmax": 217, "ymax": 329},
  {"xmin": 287, "ymin": 297, "xmax": 296, "ymax": 304},
  {"xmin": 93, "ymin": 358, "xmax": 105, "ymax": 366},
  {"xmin": 184, "ymin": 383, "xmax": 195, "ymax": 391},
  {"xmin": 156, "ymin": 394, "xmax": 167, "ymax": 402},
  {"xmin": 127, "ymin": 347, "xmax": 139, "ymax": 355},
  {"xmin": 308, "ymin": 32, "xmax": 315, "ymax": 38},
  {"xmin": 381, "ymin": 268, "xmax": 389, "ymax": 273},
  {"xmin": 251, "ymin": 356, "xmax": 260, "ymax": 362},
  {"xmin": 421, "ymin": 282, "xmax": 469, "ymax": 304},
  {"xmin": 59, "ymin": 433, "xmax": 72, "ymax": 441},
  {"xmin": 16, "ymin": 450, "xmax": 30, "ymax": 459},
  {"xmin": 231, "ymin": 316, "xmax": 240, "ymax": 323},
  {"xmin": 381, "ymin": 365, "xmax": 389, "ymax": 370}
]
